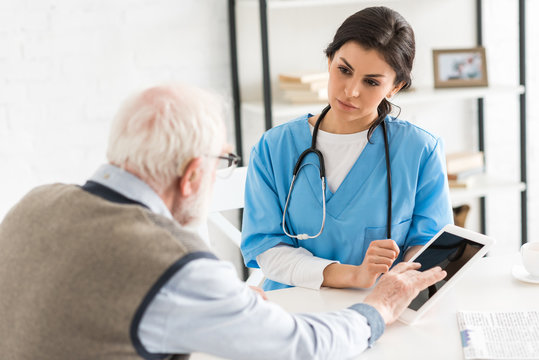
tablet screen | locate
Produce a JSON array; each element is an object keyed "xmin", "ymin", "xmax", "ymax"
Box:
[{"xmin": 407, "ymin": 231, "xmax": 484, "ymax": 311}]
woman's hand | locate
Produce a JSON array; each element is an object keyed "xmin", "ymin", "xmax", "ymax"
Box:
[
  {"xmin": 322, "ymin": 239, "xmax": 400, "ymax": 288},
  {"xmin": 357, "ymin": 239, "xmax": 400, "ymax": 287}
]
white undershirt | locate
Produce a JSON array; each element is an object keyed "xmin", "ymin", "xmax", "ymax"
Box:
[
  {"xmin": 256, "ymin": 124, "xmax": 369, "ymax": 289},
  {"xmin": 313, "ymin": 124, "xmax": 369, "ymax": 193}
]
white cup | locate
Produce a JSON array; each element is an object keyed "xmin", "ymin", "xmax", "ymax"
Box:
[{"xmin": 521, "ymin": 242, "xmax": 539, "ymax": 278}]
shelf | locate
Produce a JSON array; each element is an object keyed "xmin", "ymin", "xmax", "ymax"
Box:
[
  {"xmin": 242, "ymin": 101, "xmax": 324, "ymax": 120},
  {"xmin": 393, "ymin": 84, "xmax": 525, "ymax": 105},
  {"xmin": 231, "ymin": 0, "xmax": 528, "ymax": 242},
  {"xmin": 449, "ymin": 174, "xmax": 526, "ymax": 206},
  {"xmin": 237, "ymin": 0, "xmax": 399, "ymax": 9},
  {"xmin": 242, "ymin": 85, "xmax": 525, "ymax": 120}
]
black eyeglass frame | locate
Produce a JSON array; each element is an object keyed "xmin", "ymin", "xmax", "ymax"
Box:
[{"xmin": 215, "ymin": 153, "xmax": 241, "ymax": 169}]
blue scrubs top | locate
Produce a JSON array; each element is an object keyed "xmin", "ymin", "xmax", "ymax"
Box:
[{"xmin": 241, "ymin": 114, "xmax": 454, "ymax": 290}]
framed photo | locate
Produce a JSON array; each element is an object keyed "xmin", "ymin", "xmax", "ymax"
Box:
[{"xmin": 432, "ymin": 47, "xmax": 488, "ymax": 88}]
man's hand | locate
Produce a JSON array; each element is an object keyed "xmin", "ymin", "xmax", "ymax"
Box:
[
  {"xmin": 363, "ymin": 262, "xmax": 447, "ymax": 325},
  {"xmin": 249, "ymin": 285, "xmax": 268, "ymax": 300}
]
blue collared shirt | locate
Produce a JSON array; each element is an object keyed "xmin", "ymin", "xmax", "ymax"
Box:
[
  {"xmin": 89, "ymin": 164, "xmax": 173, "ymax": 219},
  {"xmin": 89, "ymin": 164, "xmax": 385, "ymax": 359}
]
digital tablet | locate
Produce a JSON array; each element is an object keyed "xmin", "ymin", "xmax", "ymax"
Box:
[{"xmin": 398, "ymin": 224, "xmax": 496, "ymax": 324}]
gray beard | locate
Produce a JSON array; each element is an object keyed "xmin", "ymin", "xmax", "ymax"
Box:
[{"xmin": 172, "ymin": 177, "xmax": 211, "ymax": 228}]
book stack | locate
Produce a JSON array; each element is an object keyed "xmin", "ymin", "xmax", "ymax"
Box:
[
  {"xmin": 278, "ymin": 72, "xmax": 329, "ymax": 104},
  {"xmin": 446, "ymin": 151, "xmax": 484, "ymax": 188}
]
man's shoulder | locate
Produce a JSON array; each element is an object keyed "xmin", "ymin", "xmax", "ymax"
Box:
[
  {"xmin": 19, "ymin": 183, "xmax": 211, "ymax": 254},
  {"xmin": 8, "ymin": 183, "xmax": 80, "ymax": 213},
  {"xmin": 142, "ymin": 213, "xmax": 212, "ymax": 254},
  {"xmin": 26, "ymin": 183, "xmax": 77, "ymax": 196}
]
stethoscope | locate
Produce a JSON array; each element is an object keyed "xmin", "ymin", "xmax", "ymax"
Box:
[{"xmin": 282, "ymin": 104, "xmax": 392, "ymax": 240}]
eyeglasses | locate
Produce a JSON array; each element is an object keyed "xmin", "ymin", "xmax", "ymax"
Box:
[{"xmin": 209, "ymin": 152, "xmax": 241, "ymax": 178}]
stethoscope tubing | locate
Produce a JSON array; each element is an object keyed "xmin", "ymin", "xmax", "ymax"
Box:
[
  {"xmin": 382, "ymin": 120, "xmax": 392, "ymax": 239},
  {"xmin": 282, "ymin": 166, "xmax": 326, "ymax": 240},
  {"xmin": 282, "ymin": 104, "xmax": 392, "ymax": 240}
]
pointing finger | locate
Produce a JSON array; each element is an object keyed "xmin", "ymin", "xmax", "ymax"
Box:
[
  {"xmin": 413, "ymin": 267, "xmax": 447, "ymax": 289},
  {"xmin": 391, "ymin": 262, "xmax": 421, "ymax": 273}
]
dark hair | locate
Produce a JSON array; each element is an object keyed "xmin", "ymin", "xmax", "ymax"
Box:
[{"xmin": 325, "ymin": 6, "xmax": 415, "ymax": 139}]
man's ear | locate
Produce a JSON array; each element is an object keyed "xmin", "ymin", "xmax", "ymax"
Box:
[{"xmin": 178, "ymin": 157, "xmax": 205, "ymax": 198}]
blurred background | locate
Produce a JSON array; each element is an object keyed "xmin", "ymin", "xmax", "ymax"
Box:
[{"xmin": 0, "ymin": 0, "xmax": 537, "ymax": 275}]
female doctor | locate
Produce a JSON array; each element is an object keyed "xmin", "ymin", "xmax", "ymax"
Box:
[{"xmin": 241, "ymin": 6, "xmax": 453, "ymax": 291}]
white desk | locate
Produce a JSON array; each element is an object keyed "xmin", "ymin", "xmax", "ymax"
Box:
[{"xmin": 192, "ymin": 255, "xmax": 539, "ymax": 360}]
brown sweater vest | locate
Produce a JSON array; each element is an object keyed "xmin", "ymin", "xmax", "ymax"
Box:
[{"xmin": 0, "ymin": 183, "xmax": 215, "ymax": 359}]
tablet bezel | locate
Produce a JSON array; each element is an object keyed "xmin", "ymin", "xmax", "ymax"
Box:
[{"xmin": 398, "ymin": 224, "xmax": 495, "ymax": 324}]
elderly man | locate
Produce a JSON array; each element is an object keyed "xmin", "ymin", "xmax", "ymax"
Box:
[{"xmin": 0, "ymin": 84, "xmax": 445, "ymax": 359}]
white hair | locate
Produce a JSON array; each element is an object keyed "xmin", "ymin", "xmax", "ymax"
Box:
[{"xmin": 107, "ymin": 84, "xmax": 226, "ymax": 191}]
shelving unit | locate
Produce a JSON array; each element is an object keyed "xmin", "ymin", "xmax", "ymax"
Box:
[
  {"xmin": 241, "ymin": 85, "xmax": 525, "ymax": 118},
  {"xmin": 227, "ymin": 0, "xmax": 528, "ymax": 243},
  {"xmin": 449, "ymin": 174, "xmax": 526, "ymax": 207}
]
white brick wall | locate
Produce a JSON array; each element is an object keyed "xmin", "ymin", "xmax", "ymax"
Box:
[{"xmin": 0, "ymin": 0, "xmax": 232, "ymax": 220}]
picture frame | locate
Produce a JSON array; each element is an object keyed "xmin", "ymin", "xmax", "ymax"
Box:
[{"xmin": 432, "ymin": 47, "xmax": 488, "ymax": 88}]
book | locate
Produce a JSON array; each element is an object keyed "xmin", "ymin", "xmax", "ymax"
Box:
[
  {"xmin": 446, "ymin": 152, "xmax": 484, "ymax": 175},
  {"xmin": 282, "ymin": 88, "xmax": 328, "ymax": 103},
  {"xmin": 448, "ymin": 177, "xmax": 478, "ymax": 188},
  {"xmin": 282, "ymin": 88, "xmax": 328, "ymax": 99},
  {"xmin": 447, "ymin": 167, "xmax": 484, "ymax": 181},
  {"xmin": 278, "ymin": 79, "xmax": 328, "ymax": 91},
  {"xmin": 278, "ymin": 71, "xmax": 329, "ymax": 84}
]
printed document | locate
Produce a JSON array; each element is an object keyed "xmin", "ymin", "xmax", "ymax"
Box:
[{"xmin": 457, "ymin": 311, "xmax": 539, "ymax": 359}]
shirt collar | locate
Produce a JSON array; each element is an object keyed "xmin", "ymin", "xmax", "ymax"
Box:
[{"xmin": 88, "ymin": 164, "xmax": 173, "ymax": 220}]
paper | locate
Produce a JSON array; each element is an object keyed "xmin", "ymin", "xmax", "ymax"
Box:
[{"xmin": 457, "ymin": 311, "xmax": 539, "ymax": 359}]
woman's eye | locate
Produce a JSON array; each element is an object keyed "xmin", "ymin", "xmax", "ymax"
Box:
[
  {"xmin": 338, "ymin": 66, "xmax": 351, "ymax": 75},
  {"xmin": 365, "ymin": 79, "xmax": 379, "ymax": 86}
]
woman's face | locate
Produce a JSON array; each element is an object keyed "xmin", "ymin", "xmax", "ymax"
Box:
[{"xmin": 327, "ymin": 41, "xmax": 404, "ymax": 128}]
